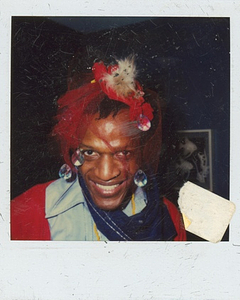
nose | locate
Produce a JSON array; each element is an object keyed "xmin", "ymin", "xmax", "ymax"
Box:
[{"xmin": 95, "ymin": 154, "xmax": 121, "ymax": 181}]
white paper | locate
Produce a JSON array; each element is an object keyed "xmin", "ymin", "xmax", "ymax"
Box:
[{"xmin": 178, "ymin": 181, "xmax": 236, "ymax": 243}]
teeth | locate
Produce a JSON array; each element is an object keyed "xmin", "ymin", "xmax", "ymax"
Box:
[{"xmin": 96, "ymin": 183, "xmax": 119, "ymax": 191}]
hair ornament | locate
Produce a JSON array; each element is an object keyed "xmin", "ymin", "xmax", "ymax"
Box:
[
  {"xmin": 104, "ymin": 57, "xmax": 137, "ymax": 97},
  {"xmin": 92, "ymin": 57, "xmax": 154, "ymax": 131}
]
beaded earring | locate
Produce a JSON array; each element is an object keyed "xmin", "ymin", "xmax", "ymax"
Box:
[
  {"xmin": 134, "ymin": 169, "xmax": 147, "ymax": 187},
  {"xmin": 71, "ymin": 148, "xmax": 84, "ymax": 167}
]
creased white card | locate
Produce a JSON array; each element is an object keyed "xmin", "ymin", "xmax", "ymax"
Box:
[{"xmin": 178, "ymin": 181, "xmax": 236, "ymax": 243}]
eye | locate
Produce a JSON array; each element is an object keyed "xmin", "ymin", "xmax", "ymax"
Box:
[
  {"xmin": 81, "ymin": 149, "xmax": 99, "ymax": 159},
  {"xmin": 84, "ymin": 150, "xmax": 94, "ymax": 156},
  {"xmin": 115, "ymin": 150, "xmax": 131, "ymax": 159}
]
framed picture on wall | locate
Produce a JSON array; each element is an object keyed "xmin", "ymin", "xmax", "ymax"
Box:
[{"xmin": 175, "ymin": 129, "xmax": 213, "ymax": 191}]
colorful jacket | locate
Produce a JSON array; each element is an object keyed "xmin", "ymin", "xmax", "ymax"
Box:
[{"xmin": 11, "ymin": 180, "xmax": 186, "ymax": 241}]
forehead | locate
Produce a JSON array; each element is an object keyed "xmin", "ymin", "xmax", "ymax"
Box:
[{"xmin": 82, "ymin": 109, "xmax": 141, "ymax": 149}]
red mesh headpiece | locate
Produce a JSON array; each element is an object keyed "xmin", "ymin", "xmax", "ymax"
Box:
[{"xmin": 92, "ymin": 59, "xmax": 154, "ymax": 122}]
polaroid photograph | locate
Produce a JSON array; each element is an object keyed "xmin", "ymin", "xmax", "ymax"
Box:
[{"xmin": 10, "ymin": 16, "xmax": 230, "ymax": 242}]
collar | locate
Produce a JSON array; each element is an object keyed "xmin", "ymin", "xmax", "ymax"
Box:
[
  {"xmin": 45, "ymin": 178, "xmax": 147, "ymax": 218},
  {"xmin": 45, "ymin": 178, "xmax": 84, "ymax": 218},
  {"xmin": 122, "ymin": 187, "xmax": 147, "ymax": 216}
]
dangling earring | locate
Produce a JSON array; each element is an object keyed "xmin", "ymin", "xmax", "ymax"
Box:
[
  {"xmin": 71, "ymin": 148, "xmax": 84, "ymax": 167},
  {"xmin": 134, "ymin": 169, "xmax": 147, "ymax": 187},
  {"xmin": 59, "ymin": 148, "xmax": 84, "ymax": 181},
  {"xmin": 59, "ymin": 164, "xmax": 72, "ymax": 180},
  {"xmin": 137, "ymin": 114, "xmax": 151, "ymax": 131}
]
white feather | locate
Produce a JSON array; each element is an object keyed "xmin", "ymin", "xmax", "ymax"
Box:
[{"xmin": 103, "ymin": 57, "xmax": 138, "ymax": 97}]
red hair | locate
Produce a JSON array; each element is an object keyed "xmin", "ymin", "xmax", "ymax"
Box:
[
  {"xmin": 52, "ymin": 58, "xmax": 162, "ymax": 172},
  {"xmin": 52, "ymin": 81, "xmax": 105, "ymax": 166},
  {"xmin": 52, "ymin": 85, "xmax": 162, "ymax": 174}
]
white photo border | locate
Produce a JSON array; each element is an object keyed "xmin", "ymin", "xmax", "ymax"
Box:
[{"xmin": 1, "ymin": 1, "xmax": 240, "ymax": 300}]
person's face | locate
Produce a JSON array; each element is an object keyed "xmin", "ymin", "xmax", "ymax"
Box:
[{"xmin": 79, "ymin": 109, "xmax": 142, "ymax": 211}]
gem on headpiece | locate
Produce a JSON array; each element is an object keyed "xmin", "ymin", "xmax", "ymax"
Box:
[
  {"xmin": 59, "ymin": 164, "xmax": 72, "ymax": 180},
  {"xmin": 134, "ymin": 169, "xmax": 148, "ymax": 187},
  {"xmin": 71, "ymin": 149, "xmax": 85, "ymax": 167},
  {"xmin": 137, "ymin": 114, "xmax": 151, "ymax": 131}
]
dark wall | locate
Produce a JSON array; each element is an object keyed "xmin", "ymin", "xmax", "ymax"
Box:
[
  {"xmin": 11, "ymin": 17, "xmax": 230, "ymax": 205},
  {"xmin": 11, "ymin": 17, "xmax": 81, "ymax": 197}
]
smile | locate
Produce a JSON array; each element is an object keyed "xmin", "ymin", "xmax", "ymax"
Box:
[
  {"xmin": 96, "ymin": 183, "xmax": 120, "ymax": 191},
  {"xmin": 89, "ymin": 180, "xmax": 125, "ymax": 197}
]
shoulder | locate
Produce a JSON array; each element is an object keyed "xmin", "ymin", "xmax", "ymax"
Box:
[
  {"xmin": 163, "ymin": 197, "xmax": 187, "ymax": 241},
  {"xmin": 11, "ymin": 181, "xmax": 54, "ymax": 210},
  {"xmin": 11, "ymin": 181, "xmax": 55, "ymax": 240}
]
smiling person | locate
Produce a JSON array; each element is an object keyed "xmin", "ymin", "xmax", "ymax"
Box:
[{"xmin": 11, "ymin": 56, "xmax": 186, "ymax": 241}]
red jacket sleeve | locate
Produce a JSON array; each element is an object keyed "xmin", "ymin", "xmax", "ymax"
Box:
[
  {"xmin": 11, "ymin": 182, "xmax": 53, "ymax": 240},
  {"xmin": 163, "ymin": 197, "xmax": 186, "ymax": 241}
]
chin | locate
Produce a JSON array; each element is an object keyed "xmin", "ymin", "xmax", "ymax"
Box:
[
  {"xmin": 92, "ymin": 195, "xmax": 128, "ymax": 211},
  {"xmin": 94, "ymin": 200, "xmax": 122, "ymax": 211}
]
